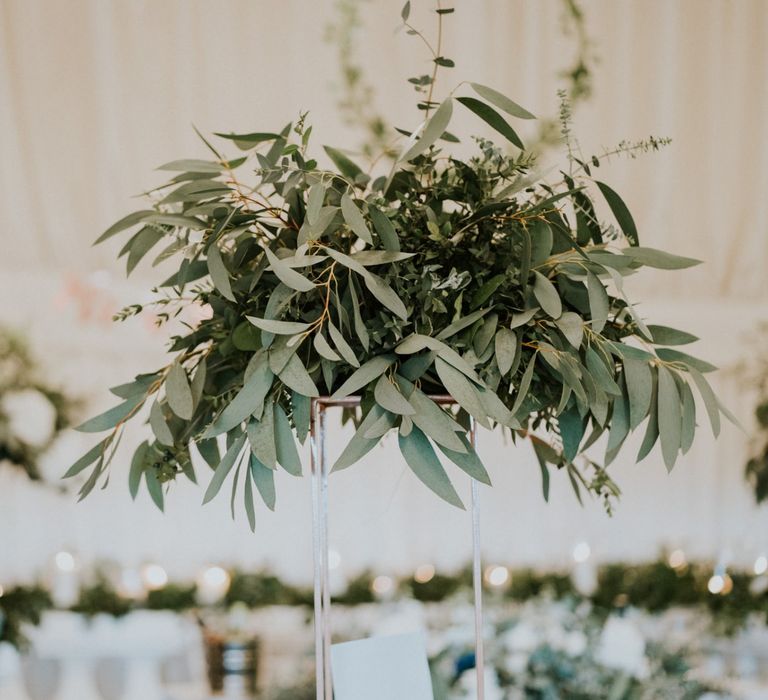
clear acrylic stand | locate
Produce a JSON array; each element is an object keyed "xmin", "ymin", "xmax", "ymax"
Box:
[{"xmin": 309, "ymin": 396, "xmax": 485, "ymax": 700}]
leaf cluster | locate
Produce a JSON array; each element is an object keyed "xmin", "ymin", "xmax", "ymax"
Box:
[{"xmin": 66, "ymin": 19, "xmax": 730, "ymax": 522}]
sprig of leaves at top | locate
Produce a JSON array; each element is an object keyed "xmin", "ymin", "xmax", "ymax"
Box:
[{"xmin": 65, "ymin": 8, "xmax": 732, "ymax": 527}]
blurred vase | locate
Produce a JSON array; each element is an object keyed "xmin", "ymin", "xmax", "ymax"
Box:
[{"xmin": 204, "ymin": 632, "xmax": 260, "ymax": 698}]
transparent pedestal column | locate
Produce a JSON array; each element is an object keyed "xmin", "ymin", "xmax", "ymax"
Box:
[{"xmin": 309, "ymin": 396, "xmax": 485, "ymax": 700}]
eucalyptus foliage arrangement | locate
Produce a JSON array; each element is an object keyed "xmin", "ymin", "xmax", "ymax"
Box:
[{"xmin": 67, "ymin": 4, "xmax": 731, "ymax": 524}]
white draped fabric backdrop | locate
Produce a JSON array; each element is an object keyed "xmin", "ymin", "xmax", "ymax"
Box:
[{"xmin": 0, "ymin": 0, "xmax": 767, "ymax": 585}]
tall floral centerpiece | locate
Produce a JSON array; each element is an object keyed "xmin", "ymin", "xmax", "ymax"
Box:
[{"xmin": 67, "ymin": 4, "xmax": 731, "ymax": 523}]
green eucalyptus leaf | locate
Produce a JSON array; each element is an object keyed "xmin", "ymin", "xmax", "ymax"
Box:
[
  {"xmin": 214, "ymin": 130, "xmax": 280, "ymax": 146},
  {"xmin": 584, "ymin": 347, "xmax": 621, "ymax": 397},
  {"xmin": 436, "ymin": 308, "xmax": 491, "ymax": 340},
  {"xmin": 554, "ymin": 312, "xmax": 584, "ymax": 349},
  {"xmin": 637, "ymin": 381, "xmax": 660, "ymax": 462},
  {"xmin": 655, "ymin": 348, "xmax": 717, "ymax": 373},
  {"xmin": 64, "ymin": 438, "xmax": 110, "ymax": 479},
  {"xmin": 559, "ymin": 405, "xmax": 584, "ymax": 463},
  {"xmin": 247, "ymin": 407, "xmax": 277, "ymax": 469},
  {"xmin": 128, "ymin": 441, "xmax": 149, "ymax": 499},
  {"xmin": 363, "ymin": 273, "xmax": 408, "ymax": 320},
  {"xmin": 348, "ymin": 279, "xmax": 370, "ymax": 351},
  {"xmin": 191, "ymin": 359, "xmax": 207, "ymax": 406},
  {"xmin": 530, "ymin": 221, "xmax": 553, "ymax": 265},
  {"xmin": 350, "ymin": 251, "xmax": 415, "ymax": 266},
  {"xmin": 435, "ymin": 357, "xmax": 490, "ymax": 429},
  {"xmin": 331, "ymin": 355, "xmax": 395, "ymax": 399},
  {"xmin": 436, "ymin": 434, "xmax": 491, "ymax": 485},
  {"xmin": 605, "ymin": 381, "xmax": 630, "ymax": 465},
  {"xmin": 273, "ymin": 403, "xmax": 302, "ymax": 476},
  {"xmin": 306, "ymin": 183, "xmax": 326, "ymax": 225},
  {"xmin": 264, "ymin": 246, "xmax": 315, "ymax": 292},
  {"xmin": 511, "ymin": 354, "xmax": 536, "ymax": 417},
  {"xmin": 203, "ymin": 435, "xmax": 246, "ymax": 504},
  {"xmin": 400, "ymin": 98, "xmax": 454, "ymax": 162},
  {"xmin": 689, "ymin": 367, "xmax": 721, "ymax": 437},
  {"xmin": 328, "ymin": 320, "xmax": 360, "ymax": 368},
  {"xmin": 314, "ymin": 332, "xmax": 341, "ymax": 361},
  {"xmin": 341, "ymin": 193, "xmax": 374, "ymax": 245},
  {"xmin": 397, "ymin": 382, "xmax": 466, "ymax": 452},
  {"xmin": 166, "ymin": 361, "xmax": 194, "ymax": 420},
  {"xmin": 398, "ymin": 427, "xmax": 464, "ymax": 509},
  {"xmin": 196, "ymin": 439, "xmax": 220, "ymax": 469},
  {"xmin": 586, "ymin": 271, "xmax": 609, "ymax": 333},
  {"xmin": 596, "ymin": 181, "xmax": 638, "ymax": 246},
  {"xmin": 680, "ymin": 379, "xmax": 697, "ymax": 454},
  {"xmin": 623, "ymin": 358, "xmax": 653, "ymax": 430},
  {"xmin": 207, "ymin": 244, "xmax": 236, "ymax": 301},
  {"xmin": 278, "ymin": 353, "xmax": 319, "ymax": 397},
  {"xmin": 250, "ymin": 454, "xmax": 276, "ymax": 511},
  {"xmin": 332, "ymin": 405, "xmax": 387, "ymax": 472},
  {"xmin": 374, "ymin": 374, "xmax": 415, "ymax": 415},
  {"xmin": 95, "ymin": 210, "xmax": 154, "ymax": 245},
  {"xmin": 292, "ymin": 391, "xmax": 311, "ymax": 444},
  {"xmin": 243, "ymin": 463, "xmax": 256, "ymax": 532},
  {"xmin": 204, "ymin": 360, "xmax": 274, "ymax": 437},
  {"xmin": 471, "ymin": 274, "xmax": 505, "ymax": 309},
  {"xmin": 532, "ymin": 271, "xmax": 562, "ymax": 318},
  {"xmin": 456, "ymin": 97, "xmax": 523, "ymax": 149},
  {"xmin": 149, "ymin": 401, "xmax": 175, "ymax": 446},
  {"xmin": 622, "ymin": 247, "xmax": 702, "ymax": 270},
  {"xmin": 657, "ymin": 366, "xmax": 682, "ymax": 470},
  {"xmin": 369, "ymin": 207, "xmax": 401, "ymax": 252},
  {"xmin": 76, "ymin": 396, "xmax": 143, "ymax": 433},
  {"xmin": 647, "ymin": 325, "xmax": 699, "ymax": 346},
  {"xmin": 247, "ymin": 316, "xmax": 311, "ymax": 335},
  {"xmin": 364, "ymin": 411, "xmax": 397, "ymax": 439},
  {"xmin": 494, "ymin": 328, "xmax": 517, "ymax": 375},
  {"xmin": 145, "ymin": 467, "xmax": 165, "ymax": 511},
  {"xmin": 158, "ymin": 158, "xmax": 223, "ymax": 173},
  {"xmin": 469, "ymin": 83, "xmax": 536, "ymax": 119},
  {"xmin": 323, "ymin": 146, "xmax": 364, "ymax": 180},
  {"xmin": 126, "ymin": 227, "xmax": 164, "ymax": 276},
  {"xmin": 144, "ymin": 213, "xmax": 207, "ymax": 230},
  {"xmin": 510, "ymin": 308, "xmax": 539, "ymax": 329}
]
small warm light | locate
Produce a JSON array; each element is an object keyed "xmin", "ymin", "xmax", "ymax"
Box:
[
  {"xmin": 328, "ymin": 549, "xmax": 341, "ymax": 571},
  {"xmin": 201, "ymin": 566, "xmax": 230, "ymax": 589},
  {"xmin": 572, "ymin": 542, "xmax": 591, "ymax": 563},
  {"xmin": 755, "ymin": 555, "xmax": 768, "ymax": 576},
  {"xmin": 372, "ymin": 575, "xmax": 394, "ymax": 596},
  {"xmin": 141, "ymin": 564, "xmax": 168, "ymax": 590},
  {"xmin": 196, "ymin": 566, "xmax": 231, "ymax": 605},
  {"xmin": 485, "ymin": 565, "xmax": 510, "ymax": 587},
  {"xmin": 707, "ymin": 575, "xmax": 725, "ymax": 595},
  {"xmin": 54, "ymin": 551, "xmax": 76, "ymax": 572},
  {"xmin": 720, "ymin": 574, "xmax": 734, "ymax": 595},
  {"xmin": 414, "ymin": 564, "xmax": 435, "ymax": 584},
  {"xmin": 118, "ymin": 569, "xmax": 144, "ymax": 599},
  {"xmin": 0, "ymin": 584, "xmax": 4, "ymax": 598},
  {"xmin": 668, "ymin": 549, "xmax": 687, "ymax": 570}
]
